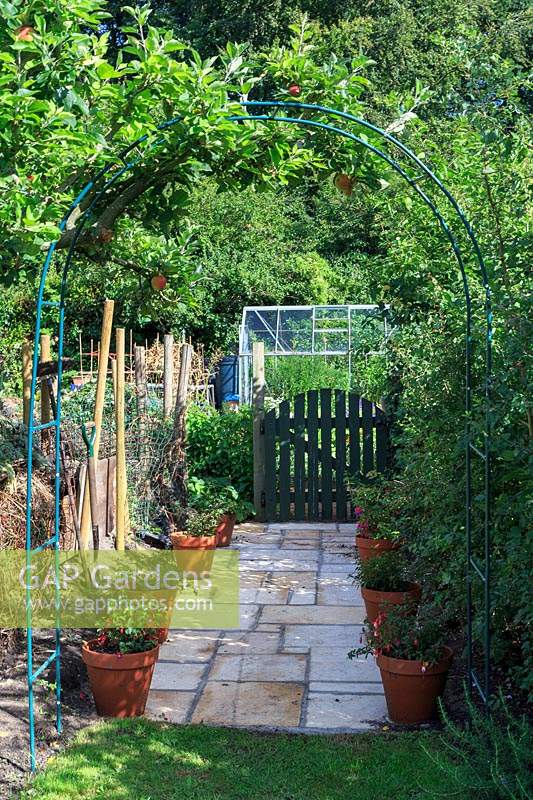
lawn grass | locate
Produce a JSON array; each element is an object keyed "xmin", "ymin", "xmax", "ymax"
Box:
[{"xmin": 19, "ymin": 719, "xmax": 453, "ymax": 800}]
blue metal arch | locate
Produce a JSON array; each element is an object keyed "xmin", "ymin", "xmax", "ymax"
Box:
[{"xmin": 25, "ymin": 101, "xmax": 492, "ymax": 769}]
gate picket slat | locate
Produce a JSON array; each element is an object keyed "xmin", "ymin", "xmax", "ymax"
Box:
[
  {"xmin": 375, "ymin": 406, "xmax": 388, "ymax": 473},
  {"xmin": 264, "ymin": 409, "xmax": 277, "ymax": 521},
  {"xmin": 361, "ymin": 398, "xmax": 374, "ymax": 475},
  {"xmin": 279, "ymin": 400, "xmax": 291, "ymax": 521},
  {"xmin": 335, "ymin": 390, "xmax": 347, "ymax": 521},
  {"xmin": 293, "ymin": 393, "xmax": 305, "ymax": 520},
  {"xmin": 320, "ymin": 389, "xmax": 332, "ymax": 520},
  {"xmin": 307, "ymin": 390, "xmax": 319, "ymax": 520},
  {"xmin": 348, "ymin": 393, "xmax": 361, "ymax": 480}
]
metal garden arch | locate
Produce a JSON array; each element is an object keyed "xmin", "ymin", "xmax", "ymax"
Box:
[{"xmin": 25, "ymin": 100, "xmax": 493, "ymax": 769}]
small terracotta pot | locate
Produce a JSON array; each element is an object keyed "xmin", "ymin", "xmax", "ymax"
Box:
[
  {"xmin": 356, "ymin": 534, "xmax": 401, "ymax": 562},
  {"xmin": 82, "ymin": 640, "xmax": 160, "ymax": 718},
  {"xmin": 216, "ymin": 513, "xmax": 236, "ymax": 547},
  {"xmin": 361, "ymin": 583, "xmax": 421, "ymax": 625},
  {"xmin": 377, "ymin": 646, "xmax": 454, "ymax": 724}
]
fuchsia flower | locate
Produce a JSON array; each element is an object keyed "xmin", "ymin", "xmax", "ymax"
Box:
[{"xmin": 354, "ymin": 506, "xmax": 363, "ymax": 517}]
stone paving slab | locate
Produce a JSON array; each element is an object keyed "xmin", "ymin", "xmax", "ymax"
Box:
[
  {"xmin": 147, "ymin": 521, "xmax": 384, "ymax": 734},
  {"xmin": 218, "ymin": 631, "xmax": 281, "ymax": 654},
  {"xmin": 158, "ymin": 633, "xmax": 219, "ymax": 663},
  {"xmin": 209, "ymin": 653, "xmax": 306, "ymax": 683},
  {"xmin": 192, "ymin": 681, "xmax": 304, "ymax": 727},
  {"xmin": 261, "ymin": 605, "xmax": 363, "ymax": 625},
  {"xmin": 305, "ymin": 692, "xmax": 387, "ymax": 730},
  {"xmin": 283, "ymin": 624, "xmax": 363, "ymax": 651},
  {"xmin": 151, "ymin": 662, "xmax": 207, "ymax": 692},
  {"xmin": 309, "ymin": 648, "xmax": 380, "ymax": 682},
  {"xmin": 146, "ymin": 690, "xmax": 196, "ymax": 723}
]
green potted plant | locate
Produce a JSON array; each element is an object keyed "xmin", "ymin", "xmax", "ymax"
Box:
[
  {"xmin": 355, "ymin": 550, "xmax": 421, "ymax": 624},
  {"xmin": 170, "ymin": 507, "xmax": 219, "ymax": 550},
  {"xmin": 349, "ymin": 602, "xmax": 453, "ymax": 724},
  {"xmin": 82, "ymin": 625, "xmax": 160, "ymax": 717},
  {"xmin": 188, "ymin": 477, "xmax": 254, "ymax": 547},
  {"xmin": 349, "ymin": 476, "xmax": 405, "ymax": 561}
]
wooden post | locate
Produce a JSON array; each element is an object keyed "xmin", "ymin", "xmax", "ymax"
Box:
[
  {"xmin": 115, "ymin": 327, "xmax": 127, "ymax": 551},
  {"xmin": 80, "ymin": 299, "xmax": 114, "ymax": 548},
  {"xmin": 168, "ymin": 343, "xmax": 192, "ymax": 506},
  {"xmin": 252, "ymin": 342, "xmax": 266, "ymax": 521},
  {"xmin": 129, "ymin": 329, "xmax": 134, "ymax": 383},
  {"xmin": 22, "ymin": 342, "xmax": 32, "ymax": 427},
  {"xmin": 90, "ymin": 338, "xmax": 94, "ymax": 380},
  {"xmin": 110, "ymin": 356, "xmax": 117, "ymax": 404},
  {"xmin": 39, "ymin": 334, "xmax": 51, "ymax": 451},
  {"xmin": 135, "ymin": 345, "xmax": 149, "ymax": 497},
  {"xmin": 163, "ymin": 333, "xmax": 174, "ymax": 417},
  {"xmin": 79, "ymin": 332, "xmax": 84, "ymax": 379}
]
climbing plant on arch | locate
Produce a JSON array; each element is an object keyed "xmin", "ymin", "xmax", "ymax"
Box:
[{"xmin": 25, "ymin": 99, "xmax": 493, "ymax": 769}]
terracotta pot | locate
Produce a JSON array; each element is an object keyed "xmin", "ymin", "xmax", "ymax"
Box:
[
  {"xmin": 171, "ymin": 531, "xmax": 215, "ymax": 572},
  {"xmin": 361, "ymin": 582, "xmax": 421, "ymax": 624},
  {"xmin": 156, "ymin": 628, "xmax": 169, "ymax": 644},
  {"xmin": 356, "ymin": 534, "xmax": 401, "ymax": 562},
  {"xmin": 216, "ymin": 513, "xmax": 236, "ymax": 547},
  {"xmin": 377, "ymin": 646, "xmax": 454, "ymax": 724},
  {"xmin": 170, "ymin": 532, "xmax": 216, "ymax": 549},
  {"xmin": 82, "ymin": 640, "xmax": 160, "ymax": 718}
]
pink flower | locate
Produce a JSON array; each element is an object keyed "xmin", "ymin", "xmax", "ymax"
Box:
[{"xmin": 354, "ymin": 506, "xmax": 363, "ymax": 516}]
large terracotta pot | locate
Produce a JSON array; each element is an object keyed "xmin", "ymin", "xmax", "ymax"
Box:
[
  {"xmin": 171, "ymin": 531, "xmax": 216, "ymax": 572},
  {"xmin": 170, "ymin": 533, "xmax": 216, "ymax": 549},
  {"xmin": 356, "ymin": 534, "xmax": 401, "ymax": 562},
  {"xmin": 156, "ymin": 628, "xmax": 169, "ymax": 644},
  {"xmin": 216, "ymin": 513, "xmax": 236, "ymax": 547},
  {"xmin": 82, "ymin": 640, "xmax": 160, "ymax": 717},
  {"xmin": 362, "ymin": 582, "xmax": 421, "ymax": 624},
  {"xmin": 377, "ymin": 646, "xmax": 453, "ymax": 724}
]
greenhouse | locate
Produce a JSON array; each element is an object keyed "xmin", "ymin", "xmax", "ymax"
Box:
[{"xmin": 238, "ymin": 304, "xmax": 389, "ymax": 403}]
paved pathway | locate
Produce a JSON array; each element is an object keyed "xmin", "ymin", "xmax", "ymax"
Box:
[{"xmin": 146, "ymin": 523, "xmax": 387, "ymax": 732}]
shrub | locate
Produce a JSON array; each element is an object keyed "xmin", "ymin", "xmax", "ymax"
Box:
[
  {"xmin": 354, "ymin": 551, "xmax": 412, "ymax": 592},
  {"xmin": 186, "ymin": 404, "xmax": 253, "ymax": 501},
  {"xmin": 422, "ymin": 691, "xmax": 533, "ymax": 800}
]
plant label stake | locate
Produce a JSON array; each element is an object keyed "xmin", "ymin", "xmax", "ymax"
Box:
[{"xmin": 81, "ymin": 421, "xmax": 99, "ymax": 550}]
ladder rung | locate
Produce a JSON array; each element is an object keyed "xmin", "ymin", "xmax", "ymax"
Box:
[
  {"xmin": 41, "ymin": 301, "xmax": 61, "ymax": 308},
  {"xmin": 30, "ymin": 651, "xmax": 58, "ymax": 684},
  {"xmin": 470, "ymin": 668, "xmax": 488, "ymax": 705},
  {"xmin": 469, "ymin": 442, "xmax": 487, "ymax": 460},
  {"xmin": 32, "ymin": 420, "xmax": 59, "ymax": 433},
  {"xmin": 31, "ymin": 535, "xmax": 59, "ymax": 554},
  {"xmin": 469, "ymin": 556, "xmax": 486, "ymax": 583}
]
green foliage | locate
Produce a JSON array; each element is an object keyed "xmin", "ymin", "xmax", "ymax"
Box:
[
  {"xmin": 183, "ymin": 507, "xmax": 220, "ymax": 537},
  {"xmin": 186, "ymin": 405, "xmax": 253, "ymax": 500},
  {"xmin": 350, "ymin": 602, "xmax": 450, "ymax": 666},
  {"xmin": 188, "ymin": 476, "xmax": 254, "ymax": 521},
  {"xmin": 354, "ymin": 551, "xmax": 412, "ymax": 593},
  {"xmin": 265, "ymin": 355, "xmax": 350, "ymax": 401},
  {"xmin": 350, "ymin": 476, "xmax": 407, "ymax": 540},
  {"xmin": 425, "ymin": 691, "xmax": 533, "ymax": 800},
  {"xmin": 93, "ymin": 626, "xmax": 158, "ymax": 654}
]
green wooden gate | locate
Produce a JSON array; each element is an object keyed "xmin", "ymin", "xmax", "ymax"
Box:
[{"xmin": 259, "ymin": 389, "xmax": 389, "ymax": 522}]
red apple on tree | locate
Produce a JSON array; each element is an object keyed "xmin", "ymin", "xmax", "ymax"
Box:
[
  {"xmin": 288, "ymin": 84, "xmax": 301, "ymax": 97},
  {"xmin": 334, "ymin": 173, "xmax": 354, "ymax": 197},
  {"xmin": 151, "ymin": 274, "xmax": 167, "ymax": 291},
  {"xmin": 16, "ymin": 25, "xmax": 34, "ymax": 41}
]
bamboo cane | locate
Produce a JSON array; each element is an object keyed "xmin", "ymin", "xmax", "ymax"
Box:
[
  {"xmin": 39, "ymin": 334, "xmax": 51, "ymax": 452},
  {"xmin": 22, "ymin": 342, "xmax": 32, "ymax": 427},
  {"xmin": 79, "ymin": 299, "xmax": 114, "ymax": 548},
  {"xmin": 115, "ymin": 327, "xmax": 126, "ymax": 551}
]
